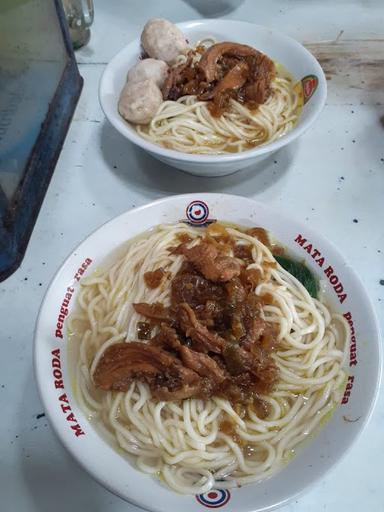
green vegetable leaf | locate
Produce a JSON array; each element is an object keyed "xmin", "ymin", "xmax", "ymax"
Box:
[{"xmin": 275, "ymin": 256, "xmax": 319, "ymax": 298}]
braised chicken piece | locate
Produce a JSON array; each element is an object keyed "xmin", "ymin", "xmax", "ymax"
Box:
[
  {"xmin": 133, "ymin": 302, "xmax": 173, "ymax": 324},
  {"xmin": 198, "ymin": 42, "xmax": 261, "ymax": 81},
  {"xmin": 177, "ymin": 303, "xmax": 224, "ymax": 354},
  {"xmin": 179, "ymin": 345, "xmax": 227, "ymax": 383},
  {"xmin": 93, "ymin": 342, "xmax": 202, "ymax": 400},
  {"xmin": 199, "ymin": 61, "xmax": 249, "ymax": 100},
  {"xmin": 183, "ymin": 242, "xmax": 241, "ymax": 282}
]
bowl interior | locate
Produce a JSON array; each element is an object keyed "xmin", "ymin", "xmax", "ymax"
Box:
[
  {"xmin": 99, "ymin": 20, "xmax": 327, "ymax": 162},
  {"xmin": 34, "ymin": 193, "xmax": 381, "ymax": 512}
]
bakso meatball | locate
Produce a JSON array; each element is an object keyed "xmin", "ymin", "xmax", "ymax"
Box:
[
  {"xmin": 127, "ymin": 58, "xmax": 168, "ymax": 88},
  {"xmin": 118, "ymin": 79, "xmax": 162, "ymax": 124},
  {"xmin": 141, "ymin": 18, "xmax": 188, "ymax": 64}
]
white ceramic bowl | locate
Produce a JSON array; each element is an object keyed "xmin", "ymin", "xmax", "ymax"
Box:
[
  {"xmin": 35, "ymin": 193, "xmax": 381, "ymax": 512},
  {"xmin": 99, "ymin": 20, "xmax": 326, "ymax": 177}
]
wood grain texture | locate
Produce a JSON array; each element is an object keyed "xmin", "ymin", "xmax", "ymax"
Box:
[{"xmin": 304, "ymin": 37, "xmax": 384, "ymax": 104}]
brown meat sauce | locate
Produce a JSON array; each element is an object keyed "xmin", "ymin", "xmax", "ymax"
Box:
[
  {"xmin": 137, "ymin": 322, "xmax": 152, "ymax": 340},
  {"xmin": 161, "ymin": 42, "xmax": 276, "ymax": 117},
  {"xmin": 94, "ymin": 224, "xmax": 279, "ymax": 415},
  {"xmin": 144, "ymin": 267, "xmax": 167, "ymax": 289}
]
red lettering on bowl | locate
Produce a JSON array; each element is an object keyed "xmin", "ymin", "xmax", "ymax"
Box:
[
  {"xmin": 51, "ymin": 348, "xmax": 85, "ymax": 437},
  {"xmin": 293, "ymin": 232, "xmax": 357, "ymax": 404},
  {"xmin": 54, "ymin": 257, "xmax": 93, "ymax": 339}
]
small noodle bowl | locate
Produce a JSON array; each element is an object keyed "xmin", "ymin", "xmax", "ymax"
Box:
[
  {"xmin": 99, "ymin": 20, "xmax": 327, "ymax": 176},
  {"xmin": 34, "ymin": 194, "xmax": 381, "ymax": 512}
]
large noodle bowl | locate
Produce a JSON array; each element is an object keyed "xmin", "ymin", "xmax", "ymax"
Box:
[
  {"xmin": 69, "ymin": 222, "xmax": 348, "ymax": 495},
  {"xmin": 136, "ymin": 39, "xmax": 302, "ymax": 154}
]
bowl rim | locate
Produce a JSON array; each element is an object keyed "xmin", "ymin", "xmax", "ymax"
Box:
[
  {"xmin": 99, "ymin": 19, "xmax": 327, "ymax": 163},
  {"xmin": 34, "ymin": 193, "xmax": 382, "ymax": 512}
]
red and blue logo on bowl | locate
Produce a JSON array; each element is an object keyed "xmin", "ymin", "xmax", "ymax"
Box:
[
  {"xmin": 186, "ymin": 200, "xmax": 210, "ymax": 225},
  {"xmin": 196, "ymin": 489, "xmax": 231, "ymax": 508}
]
